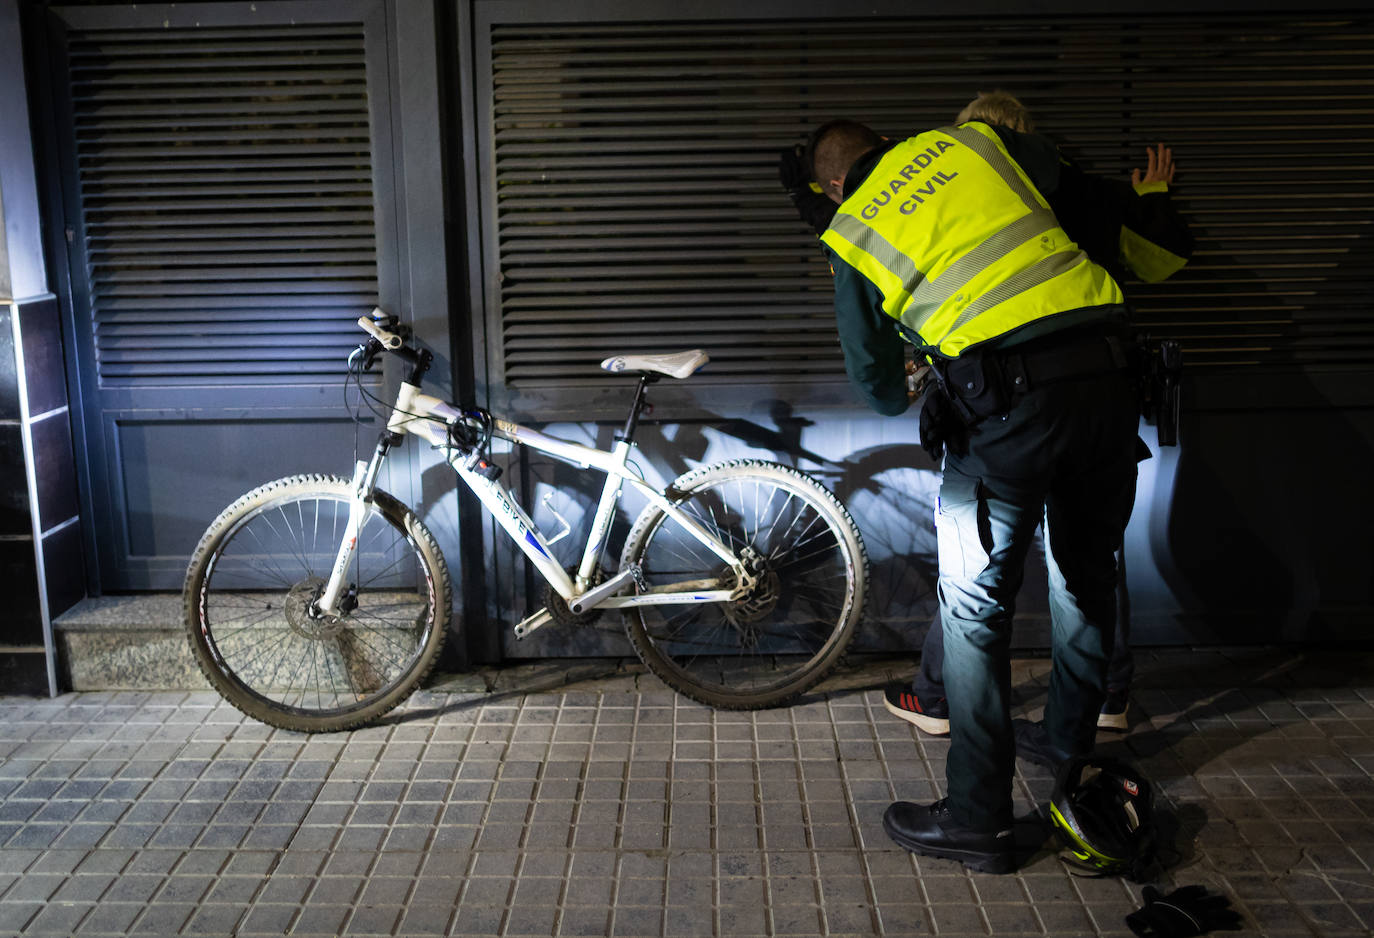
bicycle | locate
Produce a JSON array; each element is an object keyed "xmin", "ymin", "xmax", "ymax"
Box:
[{"xmin": 183, "ymin": 310, "xmax": 869, "ymax": 732}]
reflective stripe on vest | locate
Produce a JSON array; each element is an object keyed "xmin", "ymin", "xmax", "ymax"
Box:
[{"xmin": 821, "ymin": 123, "xmax": 1124, "ymax": 358}]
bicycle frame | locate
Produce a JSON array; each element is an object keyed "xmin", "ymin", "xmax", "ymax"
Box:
[{"xmin": 316, "ymin": 380, "xmax": 755, "ymax": 637}]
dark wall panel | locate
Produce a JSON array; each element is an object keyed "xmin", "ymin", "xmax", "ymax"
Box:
[
  {"xmin": 30, "ymin": 412, "xmax": 77, "ymax": 531},
  {"xmin": 42, "ymin": 519, "xmax": 84, "ymax": 620},
  {"xmin": 0, "ymin": 538, "xmax": 42, "ymax": 646},
  {"xmin": 111, "ymin": 417, "xmax": 376, "ymax": 563},
  {"xmin": 17, "ymin": 296, "xmax": 64, "ymax": 417},
  {"xmin": 1132, "ymin": 401, "xmax": 1374, "ymax": 644},
  {"xmin": 61, "ymin": 19, "xmax": 382, "ymax": 388},
  {"xmin": 42, "ymin": 1, "xmax": 413, "ymax": 591},
  {"xmin": 0, "ymin": 422, "xmax": 31, "ymax": 536}
]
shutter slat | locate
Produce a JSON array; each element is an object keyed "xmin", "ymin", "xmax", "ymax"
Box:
[
  {"xmin": 74, "ymin": 84, "xmax": 368, "ymax": 103},
  {"xmin": 84, "ymin": 213, "xmax": 375, "ymax": 229}
]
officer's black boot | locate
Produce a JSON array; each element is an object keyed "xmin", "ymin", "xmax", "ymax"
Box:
[{"xmin": 882, "ymin": 798, "xmax": 1015, "ymax": 874}]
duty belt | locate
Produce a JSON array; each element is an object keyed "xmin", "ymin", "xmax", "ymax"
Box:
[
  {"xmin": 1000, "ymin": 332, "xmax": 1130, "ymax": 393},
  {"xmin": 932, "ymin": 328, "xmax": 1133, "ymax": 428}
]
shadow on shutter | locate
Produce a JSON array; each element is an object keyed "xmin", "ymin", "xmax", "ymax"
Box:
[
  {"xmin": 69, "ymin": 24, "xmax": 379, "ymax": 386},
  {"xmin": 482, "ymin": 11, "xmax": 1374, "ymax": 408}
]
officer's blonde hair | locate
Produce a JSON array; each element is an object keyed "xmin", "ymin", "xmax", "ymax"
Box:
[{"xmin": 956, "ymin": 91, "xmax": 1035, "ymax": 133}]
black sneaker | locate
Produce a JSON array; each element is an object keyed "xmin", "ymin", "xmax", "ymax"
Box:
[
  {"xmin": 882, "ymin": 682, "xmax": 950, "ymax": 736},
  {"xmin": 1097, "ymin": 690, "xmax": 1129, "ymax": 731},
  {"xmin": 882, "ymin": 798, "xmax": 1015, "ymax": 874},
  {"xmin": 1011, "ymin": 718, "xmax": 1074, "ymax": 770}
]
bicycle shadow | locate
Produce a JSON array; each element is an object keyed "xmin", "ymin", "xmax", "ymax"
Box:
[
  {"xmin": 383, "ymin": 658, "xmax": 637, "ymax": 725},
  {"xmin": 828, "ymin": 443, "xmax": 941, "ymax": 650},
  {"xmin": 632, "ymin": 401, "xmax": 825, "ymax": 481}
]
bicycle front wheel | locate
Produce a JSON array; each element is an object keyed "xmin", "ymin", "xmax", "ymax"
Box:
[
  {"xmin": 183, "ymin": 474, "xmax": 451, "ymax": 732},
  {"xmin": 620, "ymin": 459, "xmax": 868, "ymax": 709}
]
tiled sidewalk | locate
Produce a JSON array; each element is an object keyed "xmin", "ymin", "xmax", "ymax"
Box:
[{"xmin": 0, "ymin": 649, "xmax": 1372, "ymax": 937}]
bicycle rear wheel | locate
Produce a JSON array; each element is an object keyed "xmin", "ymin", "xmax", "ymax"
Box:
[
  {"xmin": 183, "ymin": 474, "xmax": 450, "ymax": 732},
  {"xmin": 620, "ymin": 459, "xmax": 868, "ymax": 709}
]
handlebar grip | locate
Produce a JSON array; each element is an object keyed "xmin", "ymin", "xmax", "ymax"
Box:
[{"xmin": 357, "ymin": 316, "xmax": 403, "ymax": 350}]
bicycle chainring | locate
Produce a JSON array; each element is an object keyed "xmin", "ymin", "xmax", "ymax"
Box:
[{"xmin": 546, "ymin": 567, "xmax": 604, "ymax": 628}]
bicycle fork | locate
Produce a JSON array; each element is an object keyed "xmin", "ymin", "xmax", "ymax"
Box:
[{"xmin": 316, "ymin": 440, "xmax": 389, "ymax": 617}]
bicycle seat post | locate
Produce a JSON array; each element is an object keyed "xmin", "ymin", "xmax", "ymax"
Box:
[{"xmin": 618, "ymin": 374, "xmax": 656, "ymax": 444}]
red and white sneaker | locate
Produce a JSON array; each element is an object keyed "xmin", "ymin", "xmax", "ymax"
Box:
[
  {"xmin": 1097, "ymin": 690, "xmax": 1129, "ymax": 731},
  {"xmin": 882, "ymin": 682, "xmax": 950, "ymax": 736}
]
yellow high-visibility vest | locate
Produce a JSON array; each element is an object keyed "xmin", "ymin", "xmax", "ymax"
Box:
[{"xmin": 820, "ymin": 123, "xmax": 1124, "ymax": 359}]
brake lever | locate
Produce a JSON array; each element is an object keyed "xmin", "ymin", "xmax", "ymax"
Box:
[{"xmin": 361, "ymin": 338, "xmax": 385, "ymax": 371}]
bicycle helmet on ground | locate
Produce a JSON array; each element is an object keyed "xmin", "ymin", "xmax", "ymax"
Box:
[{"xmin": 1050, "ymin": 754, "xmax": 1157, "ymax": 880}]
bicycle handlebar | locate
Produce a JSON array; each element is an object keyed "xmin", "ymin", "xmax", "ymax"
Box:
[
  {"xmin": 355, "ymin": 308, "xmax": 430, "ymax": 383},
  {"xmin": 358, "ymin": 310, "xmax": 403, "ymax": 349}
]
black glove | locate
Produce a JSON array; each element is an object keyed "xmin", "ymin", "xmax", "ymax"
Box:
[
  {"xmin": 918, "ymin": 387, "xmax": 952, "ymax": 462},
  {"xmin": 778, "ymin": 144, "xmax": 809, "ymax": 192},
  {"xmin": 777, "ymin": 145, "xmax": 837, "ymax": 235},
  {"xmin": 1126, "ymin": 885, "xmax": 1243, "ymax": 937}
]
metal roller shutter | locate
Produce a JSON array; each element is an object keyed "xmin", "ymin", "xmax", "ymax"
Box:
[
  {"xmin": 67, "ymin": 23, "xmax": 379, "ymax": 385},
  {"xmin": 480, "ymin": 9, "xmax": 1374, "ymax": 407}
]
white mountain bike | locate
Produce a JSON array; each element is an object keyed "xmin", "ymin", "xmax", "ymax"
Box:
[{"xmin": 184, "ymin": 311, "xmax": 868, "ymax": 732}]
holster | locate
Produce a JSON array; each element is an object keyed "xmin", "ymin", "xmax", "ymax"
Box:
[
  {"xmin": 939, "ymin": 351, "xmax": 1013, "ymax": 423},
  {"xmin": 919, "ymin": 352, "xmax": 1009, "ymax": 461},
  {"xmin": 1136, "ymin": 337, "xmax": 1183, "ymax": 446}
]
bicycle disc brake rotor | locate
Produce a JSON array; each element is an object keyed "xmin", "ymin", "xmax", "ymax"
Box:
[
  {"xmin": 284, "ymin": 577, "xmax": 347, "ymax": 640},
  {"xmin": 722, "ymin": 554, "xmax": 781, "ymax": 644}
]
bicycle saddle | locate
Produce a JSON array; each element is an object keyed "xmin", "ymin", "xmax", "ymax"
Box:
[{"xmin": 600, "ymin": 349, "xmax": 709, "ymax": 380}]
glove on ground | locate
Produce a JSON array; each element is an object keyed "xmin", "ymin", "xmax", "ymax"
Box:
[{"xmin": 1125, "ymin": 885, "xmax": 1244, "ymax": 937}]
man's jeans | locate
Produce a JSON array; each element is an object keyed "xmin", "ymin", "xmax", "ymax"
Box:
[
  {"xmin": 915, "ymin": 543, "xmax": 1136, "ymax": 705},
  {"xmin": 934, "ymin": 368, "xmax": 1138, "ymax": 832}
]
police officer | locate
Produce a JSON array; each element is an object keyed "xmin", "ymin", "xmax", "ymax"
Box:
[
  {"xmin": 782, "ymin": 107, "xmax": 1192, "ymax": 737},
  {"xmin": 809, "ymin": 117, "xmax": 1139, "ymax": 874},
  {"xmin": 870, "ymin": 94, "xmax": 1193, "ymax": 737}
]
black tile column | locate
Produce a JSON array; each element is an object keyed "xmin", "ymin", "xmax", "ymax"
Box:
[
  {"xmin": 0, "ymin": 302, "xmax": 50, "ymax": 694},
  {"xmin": 18, "ymin": 296, "xmax": 85, "ymax": 619},
  {"xmin": 1, "ymin": 0, "xmax": 85, "ymax": 695}
]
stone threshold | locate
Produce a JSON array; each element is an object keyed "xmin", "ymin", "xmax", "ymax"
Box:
[{"xmin": 53, "ymin": 594, "xmax": 202, "ymax": 691}]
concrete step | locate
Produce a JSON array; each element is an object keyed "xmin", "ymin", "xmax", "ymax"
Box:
[{"xmin": 53, "ymin": 594, "xmax": 209, "ymax": 691}]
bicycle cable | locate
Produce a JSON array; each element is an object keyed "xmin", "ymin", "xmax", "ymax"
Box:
[
  {"xmin": 344, "ymin": 346, "xmax": 437, "ymax": 428},
  {"xmin": 344, "ymin": 344, "xmax": 499, "ymax": 471}
]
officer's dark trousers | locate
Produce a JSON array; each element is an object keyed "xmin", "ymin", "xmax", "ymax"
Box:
[{"xmin": 935, "ymin": 367, "xmax": 1138, "ymax": 833}]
